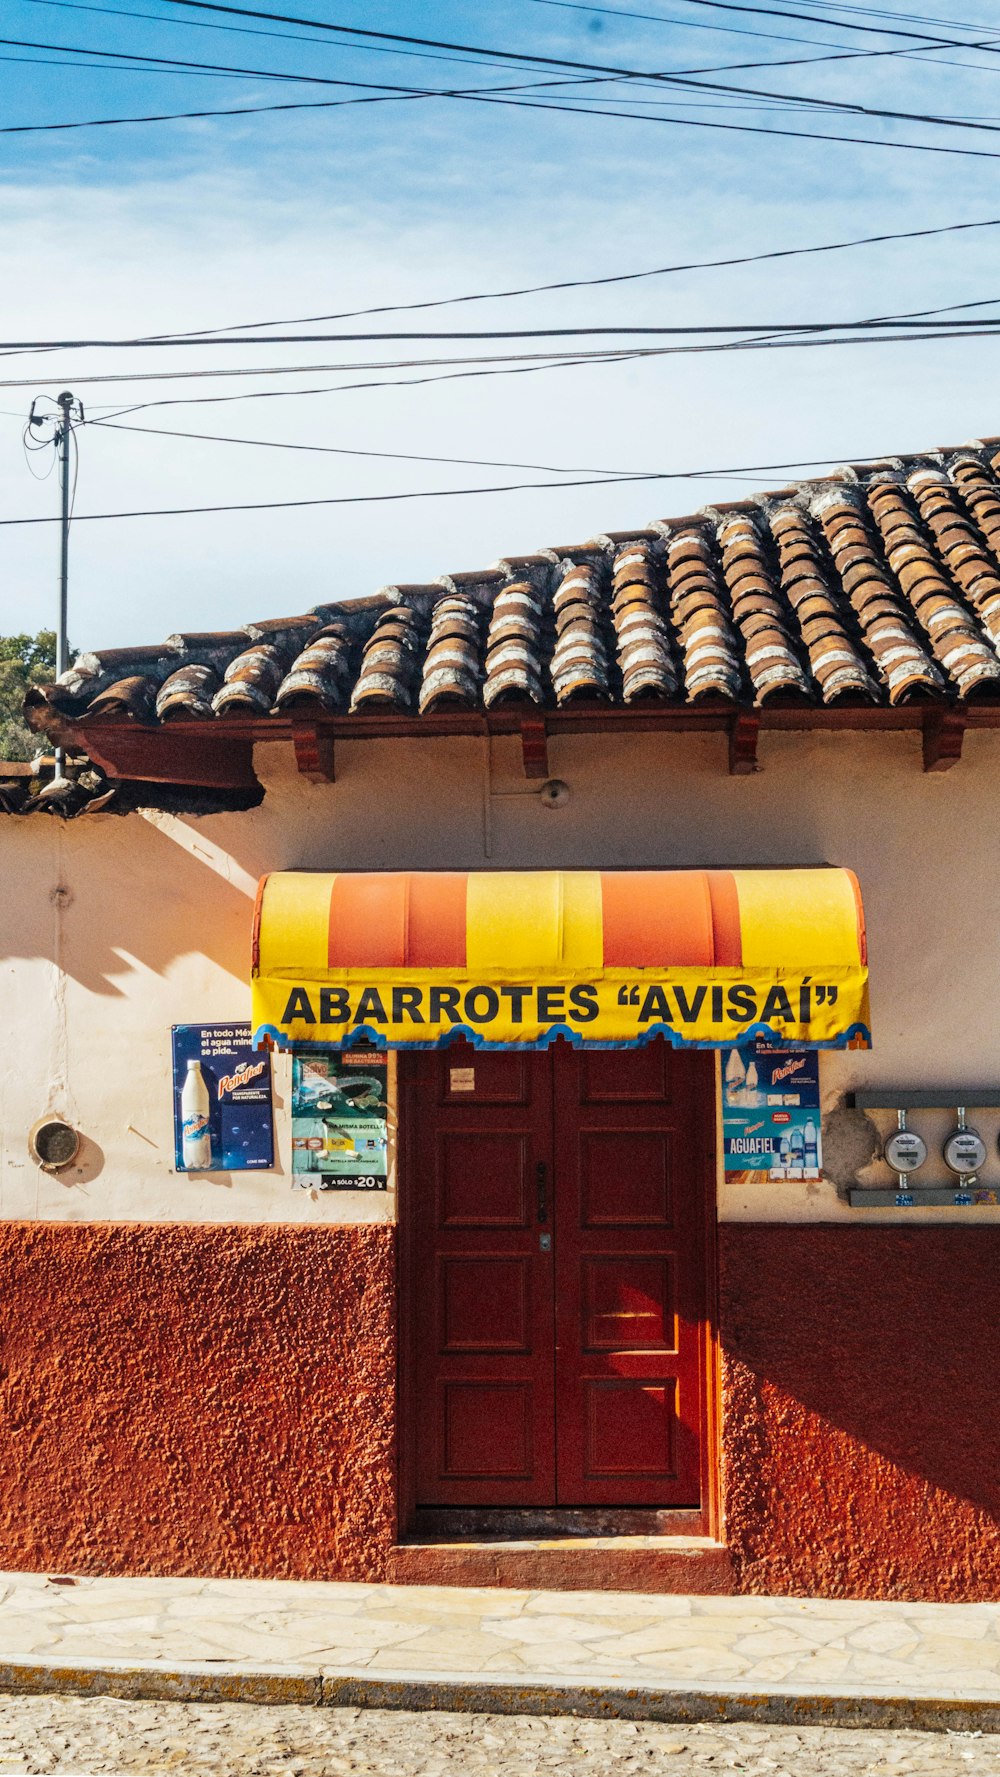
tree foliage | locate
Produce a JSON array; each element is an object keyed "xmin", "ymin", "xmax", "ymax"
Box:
[{"xmin": 0, "ymin": 631, "xmax": 61, "ymax": 761}]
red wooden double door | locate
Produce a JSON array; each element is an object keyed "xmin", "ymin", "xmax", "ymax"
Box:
[{"xmin": 405, "ymin": 1038, "xmax": 713, "ymax": 1508}]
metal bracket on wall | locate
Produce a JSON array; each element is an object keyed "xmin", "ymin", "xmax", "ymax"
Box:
[
  {"xmin": 848, "ymin": 1090, "xmax": 1000, "ymax": 1109},
  {"xmin": 847, "ymin": 1088, "xmax": 1000, "ymax": 1207}
]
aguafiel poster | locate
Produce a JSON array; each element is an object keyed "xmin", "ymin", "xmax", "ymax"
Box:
[
  {"xmin": 722, "ymin": 1042, "xmax": 822, "ymax": 1185},
  {"xmin": 171, "ymin": 1024, "xmax": 274, "ymax": 1173},
  {"xmin": 291, "ymin": 1051, "xmax": 389, "ymax": 1191}
]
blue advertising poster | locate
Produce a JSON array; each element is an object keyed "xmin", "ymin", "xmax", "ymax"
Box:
[
  {"xmin": 722, "ymin": 1043, "xmax": 822, "ymax": 1184},
  {"xmin": 171, "ymin": 1024, "xmax": 274, "ymax": 1173},
  {"xmin": 291, "ymin": 1051, "xmax": 389, "ymax": 1191}
]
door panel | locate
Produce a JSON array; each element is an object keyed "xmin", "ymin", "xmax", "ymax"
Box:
[
  {"xmin": 579, "ymin": 1130, "xmax": 672, "ymax": 1225},
  {"xmin": 552, "ymin": 1041, "xmax": 707, "ymax": 1506},
  {"xmin": 581, "ymin": 1255, "xmax": 675, "ymax": 1351},
  {"xmin": 586, "ymin": 1379, "xmax": 675, "ymax": 1475},
  {"xmin": 439, "ymin": 1132, "xmax": 529, "ymax": 1226},
  {"xmin": 441, "ymin": 1382, "xmax": 533, "ymax": 1479},
  {"xmin": 439, "ymin": 1255, "xmax": 531, "ymax": 1352},
  {"xmin": 410, "ymin": 1042, "xmax": 556, "ymax": 1505}
]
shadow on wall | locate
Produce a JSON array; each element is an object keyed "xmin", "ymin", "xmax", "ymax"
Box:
[
  {"xmin": 720, "ymin": 1225, "xmax": 1000, "ymax": 1599},
  {"xmin": 0, "ymin": 813, "xmax": 255, "ymax": 997}
]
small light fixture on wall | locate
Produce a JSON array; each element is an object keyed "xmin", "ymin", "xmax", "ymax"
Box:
[
  {"xmin": 539, "ymin": 779, "xmax": 571, "ymax": 810},
  {"xmin": 28, "ymin": 1115, "xmax": 81, "ymax": 1172}
]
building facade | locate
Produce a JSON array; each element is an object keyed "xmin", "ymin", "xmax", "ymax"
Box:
[{"xmin": 4, "ymin": 441, "xmax": 1000, "ymax": 1600}]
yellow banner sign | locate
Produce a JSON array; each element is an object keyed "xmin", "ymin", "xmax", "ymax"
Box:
[{"xmin": 252, "ymin": 966, "xmax": 871, "ymax": 1050}]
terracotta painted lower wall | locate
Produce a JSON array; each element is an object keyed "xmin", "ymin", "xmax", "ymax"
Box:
[
  {"xmin": 0, "ymin": 1223, "xmax": 396, "ymax": 1580},
  {"xmin": 2, "ymin": 1221, "xmax": 998, "ymax": 1600},
  {"xmin": 719, "ymin": 1225, "xmax": 1000, "ymax": 1602}
]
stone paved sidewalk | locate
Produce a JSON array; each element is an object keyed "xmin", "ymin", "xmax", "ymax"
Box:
[{"xmin": 1, "ymin": 1572, "xmax": 999, "ymax": 1726}]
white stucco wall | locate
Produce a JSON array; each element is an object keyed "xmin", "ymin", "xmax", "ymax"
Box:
[{"xmin": 2, "ymin": 725, "xmax": 998, "ymax": 1224}]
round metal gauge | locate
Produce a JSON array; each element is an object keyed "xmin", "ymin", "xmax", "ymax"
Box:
[
  {"xmin": 943, "ymin": 1126, "xmax": 987, "ymax": 1176},
  {"xmin": 883, "ymin": 1128, "xmax": 928, "ymax": 1175}
]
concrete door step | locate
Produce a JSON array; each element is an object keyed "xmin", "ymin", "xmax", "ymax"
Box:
[{"xmin": 387, "ymin": 1534, "xmax": 734, "ymax": 1592}]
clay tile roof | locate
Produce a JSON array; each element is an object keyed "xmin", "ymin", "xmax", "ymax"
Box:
[{"xmin": 27, "ymin": 432, "xmax": 1000, "ymax": 740}]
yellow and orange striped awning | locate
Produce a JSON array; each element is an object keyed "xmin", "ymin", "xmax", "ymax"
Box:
[{"xmin": 252, "ymin": 869, "xmax": 869, "ymax": 1050}]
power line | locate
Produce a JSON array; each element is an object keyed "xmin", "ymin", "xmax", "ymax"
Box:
[
  {"xmin": 467, "ymin": 84, "xmax": 1000, "ymax": 159},
  {"xmin": 12, "ymin": 30, "xmax": 1000, "ymax": 141},
  {"xmin": 157, "ymin": 0, "xmax": 1000, "ymax": 61},
  {"xmin": 88, "ymin": 419, "xmax": 672, "ymax": 476},
  {"xmin": 14, "ymin": 0, "xmax": 996, "ymax": 149},
  {"xmin": 553, "ymin": 0, "xmax": 998, "ymax": 45},
  {"xmin": 11, "ymin": 76, "xmax": 1000, "ymax": 159},
  {"xmin": 24, "ymin": 0, "xmax": 997, "ymax": 83},
  {"xmin": 20, "ymin": 0, "xmax": 577, "ymax": 76},
  {"xmin": 0, "ymin": 39, "xmax": 865, "ymax": 115},
  {"xmin": 13, "ymin": 25, "xmax": 1000, "ymax": 127},
  {"xmin": 143, "ymin": 216, "xmax": 1000, "ymax": 338},
  {"xmin": 793, "ymin": 1, "xmax": 993, "ymax": 27},
  {"xmin": 10, "ymin": 319, "xmax": 1000, "ymax": 403},
  {"xmin": 527, "ymin": 0, "xmax": 1000, "ymax": 62},
  {"xmin": 0, "ymin": 48, "xmax": 275, "ymax": 74},
  {"xmin": 66, "ymin": 319, "xmax": 1000, "ymax": 423},
  {"xmin": 11, "ymin": 7, "xmax": 1000, "ymax": 145},
  {"xmin": 10, "ymin": 309, "xmax": 1000, "ymax": 349},
  {"xmin": 0, "ymin": 438, "xmax": 979, "ymax": 526},
  {"xmin": 535, "ymin": 0, "xmax": 1000, "ymax": 28},
  {"xmin": 0, "ymin": 31, "xmax": 557, "ymax": 89},
  {"xmin": 85, "ymin": 350, "xmax": 700, "ymax": 420}
]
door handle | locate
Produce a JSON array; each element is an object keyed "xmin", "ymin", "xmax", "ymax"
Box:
[{"xmin": 536, "ymin": 1160, "xmax": 548, "ymax": 1224}]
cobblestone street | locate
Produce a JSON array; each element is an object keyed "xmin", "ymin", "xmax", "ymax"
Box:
[{"xmin": 0, "ymin": 1697, "xmax": 995, "ymax": 1776}]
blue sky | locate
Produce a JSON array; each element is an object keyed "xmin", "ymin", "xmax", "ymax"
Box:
[{"xmin": 2, "ymin": 0, "xmax": 1000, "ymax": 647}]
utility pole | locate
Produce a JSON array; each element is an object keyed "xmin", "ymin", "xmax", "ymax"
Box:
[
  {"xmin": 56, "ymin": 392, "xmax": 75, "ymax": 695},
  {"xmin": 29, "ymin": 391, "xmax": 83, "ymax": 780}
]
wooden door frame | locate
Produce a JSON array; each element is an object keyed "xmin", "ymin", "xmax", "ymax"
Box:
[{"xmin": 394, "ymin": 1045, "xmax": 722, "ymax": 1545}]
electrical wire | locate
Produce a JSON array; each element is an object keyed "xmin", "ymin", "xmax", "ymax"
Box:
[
  {"xmin": 10, "ymin": 319, "xmax": 1000, "ymax": 411},
  {"xmin": 11, "ymin": 78, "xmax": 1000, "ymax": 159},
  {"xmin": 544, "ymin": 0, "xmax": 997, "ymax": 44},
  {"xmin": 0, "ymin": 31, "xmax": 550, "ymax": 87},
  {"xmin": 460, "ymin": 84, "xmax": 1000, "ymax": 160},
  {"xmin": 156, "ymin": 0, "xmax": 1000, "ymax": 61},
  {"xmin": 14, "ymin": 24, "xmax": 1000, "ymax": 127},
  {"xmin": 0, "ymin": 43, "xmax": 870, "ymax": 115},
  {"xmin": 22, "ymin": 0, "xmax": 1000, "ymax": 84},
  {"xmin": 10, "ymin": 307, "xmax": 1000, "ymax": 349},
  {"xmin": 12, "ymin": 0, "xmax": 1000, "ymax": 145},
  {"xmin": 0, "ymin": 444, "xmax": 957, "ymax": 527},
  {"xmin": 7, "ymin": 407, "xmax": 1000, "ymax": 526},
  {"xmin": 0, "ymin": 49, "xmax": 273, "ymax": 73},
  {"xmin": 138, "ymin": 216, "xmax": 1000, "ymax": 339},
  {"xmin": 527, "ymin": 0, "xmax": 1000, "ymax": 65},
  {"xmin": 61, "ymin": 318, "xmax": 997, "ymax": 423},
  {"xmin": 28, "ymin": 0, "xmax": 1000, "ymax": 65},
  {"xmin": 86, "ymin": 418, "xmax": 690, "ymax": 476},
  {"xmin": 20, "ymin": 0, "xmax": 571, "ymax": 77}
]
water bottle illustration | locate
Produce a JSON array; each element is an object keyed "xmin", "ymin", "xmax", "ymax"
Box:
[
  {"xmin": 724, "ymin": 1048, "xmax": 747, "ymax": 1105},
  {"xmin": 803, "ymin": 1116, "xmax": 819, "ymax": 1173},
  {"xmin": 788, "ymin": 1125, "xmax": 805, "ymax": 1177},
  {"xmin": 776, "ymin": 1133, "xmax": 792, "ymax": 1177},
  {"xmin": 744, "ymin": 1060, "xmax": 761, "ymax": 1107},
  {"xmin": 181, "ymin": 1058, "xmax": 213, "ymax": 1170}
]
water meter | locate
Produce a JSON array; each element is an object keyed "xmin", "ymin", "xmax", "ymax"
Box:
[{"xmin": 943, "ymin": 1107, "xmax": 987, "ymax": 1179}]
